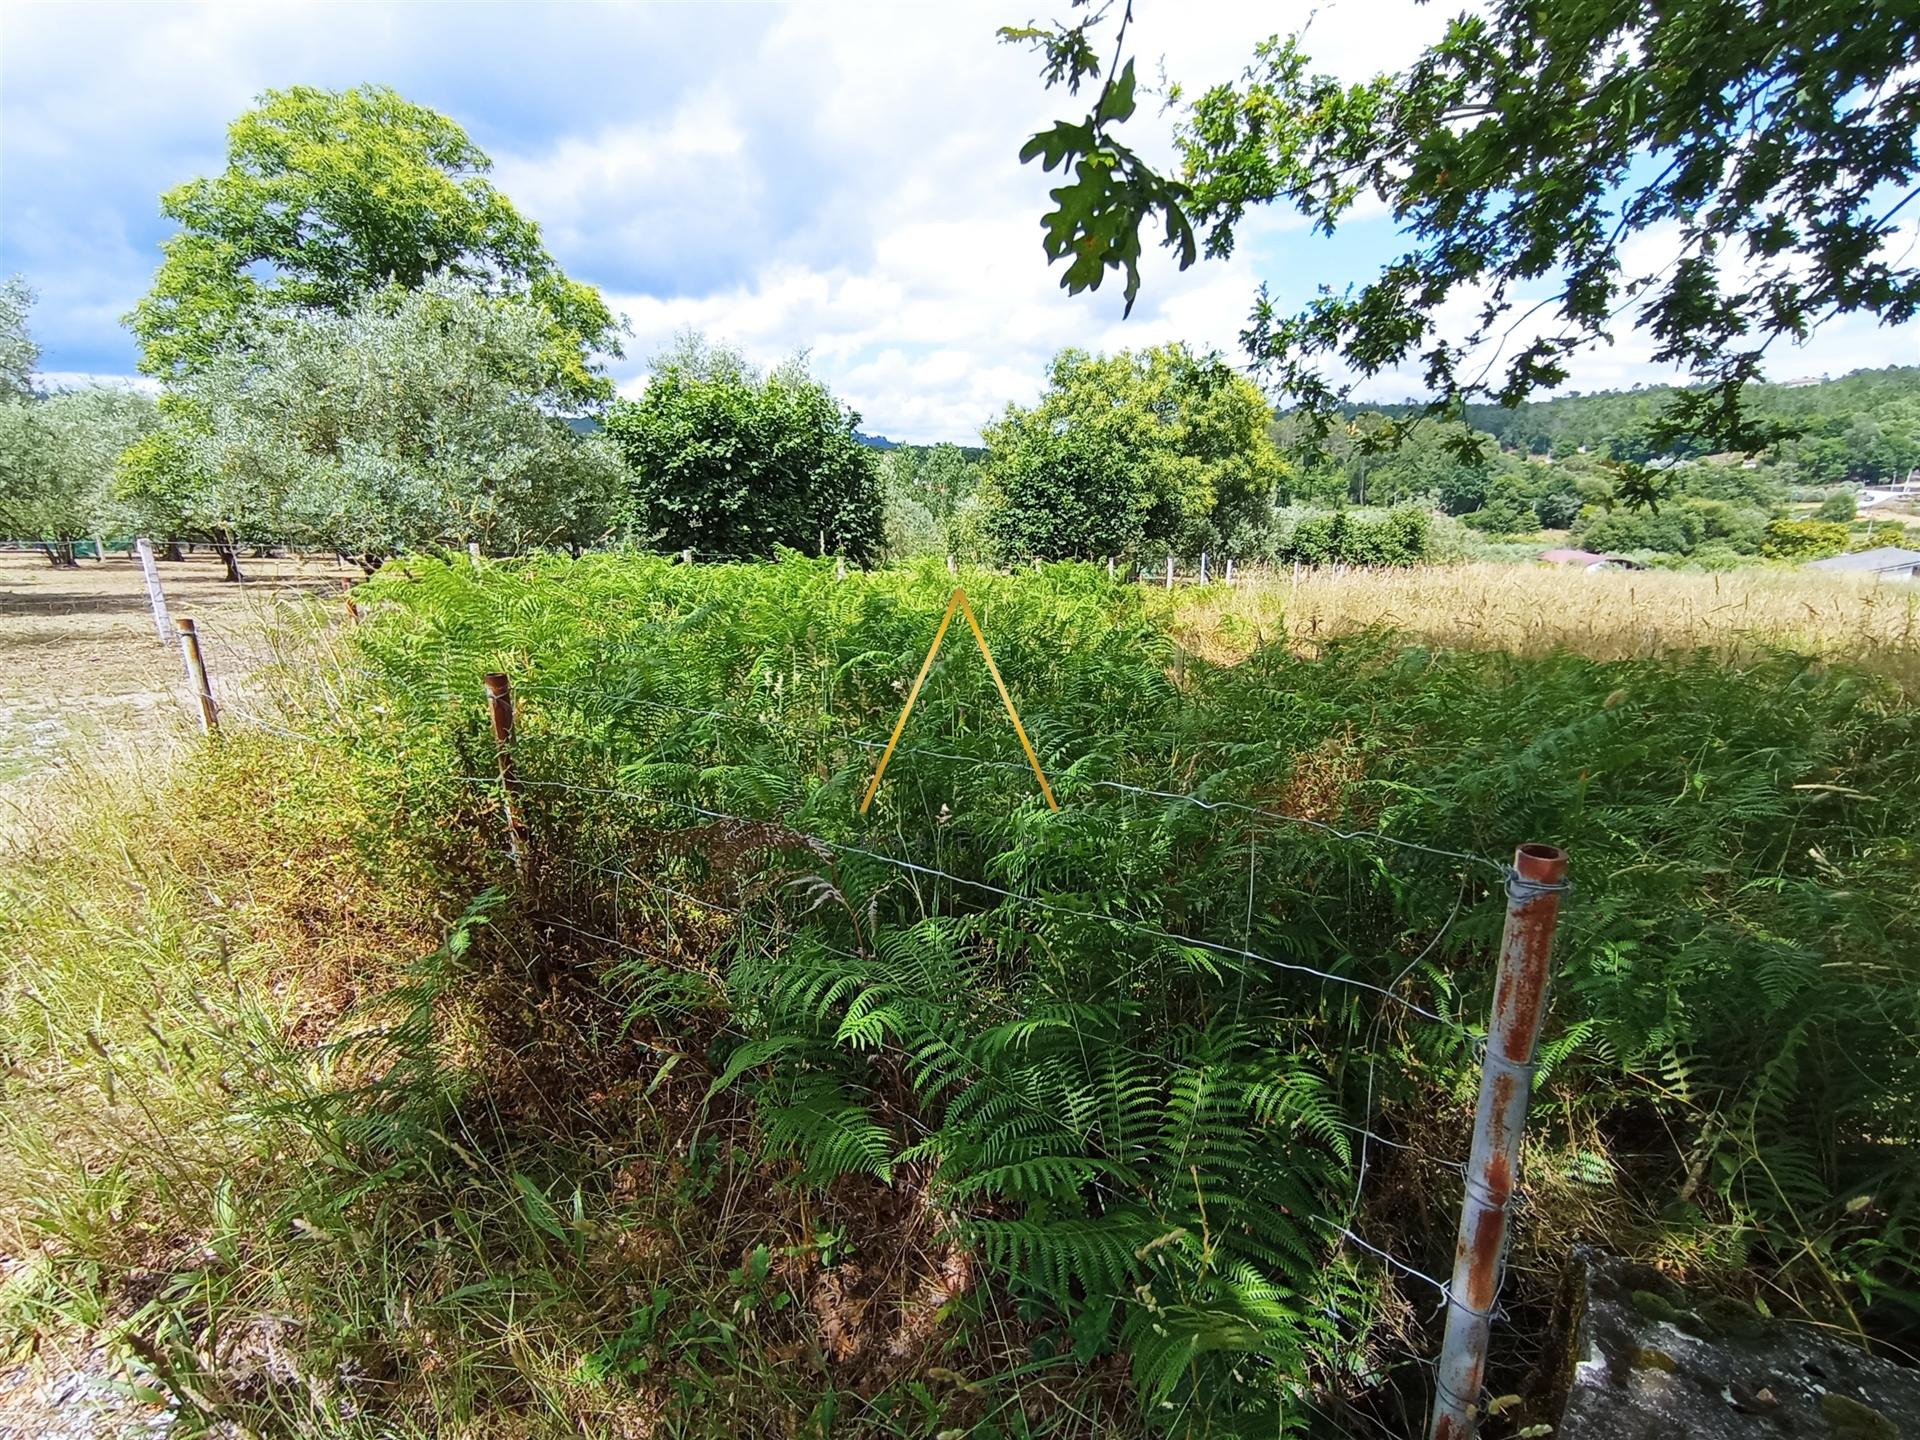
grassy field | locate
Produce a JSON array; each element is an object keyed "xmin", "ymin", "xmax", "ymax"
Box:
[
  {"xmin": 1174, "ymin": 562, "xmax": 1920, "ymax": 680},
  {"xmin": 2, "ymin": 553, "xmax": 1916, "ymax": 1439}
]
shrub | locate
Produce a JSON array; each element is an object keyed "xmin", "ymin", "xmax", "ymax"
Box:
[
  {"xmin": 1533, "ymin": 488, "xmax": 1583, "ymax": 530},
  {"xmin": 1580, "ymin": 505, "xmax": 1706, "ymax": 554},
  {"xmin": 1813, "ymin": 488, "xmax": 1859, "ymax": 522},
  {"xmin": 605, "ymin": 335, "xmax": 883, "ymax": 562},
  {"xmin": 1275, "ymin": 505, "xmax": 1431, "ymax": 565},
  {"xmin": 982, "ymin": 343, "xmax": 1287, "ymax": 560},
  {"xmin": 1761, "ymin": 517, "xmax": 1851, "ymax": 560}
]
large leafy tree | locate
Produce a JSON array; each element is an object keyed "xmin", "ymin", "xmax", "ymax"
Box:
[
  {"xmin": 128, "ymin": 85, "xmax": 619, "ymax": 400},
  {"xmin": 119, "ymin": 283, "xmax": 624, "ymax": 568},
  {"xmin": 982, "ymin": 342, "xmax": 1287, "ymax": 560},
  {"xmin": 604, "ymin": 336, "xmax": 885, "ymax": 563},
  {"xmin": 1007, "ymin": 1, "xmax": 1920, "ymax": 487}
]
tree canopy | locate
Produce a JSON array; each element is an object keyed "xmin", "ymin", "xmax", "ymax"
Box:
[
  {"xmin": 127, "ymin": 84, "xmax": 619, "ymax": 400},
  {"xmin": 1007, "ymin": 1, "xmax": 1920, "ymax": 473},
  {"xmin": 982, "ymin": 342, "xmax": 1287, "ymax": 560},
  {"xmin": 604, "ymin": 336, "xmax": 884, "ymax": 563},
  {"xmin": 0, "ymin": 276, "xmax": 37, "ymax": 401},
  {"xmin": 119, "ymin": 283, "xmax": 624, "ymax": 564},
  {"xmin": 0, "ymin": 386, "xmax": 156, "ymax": 563}
]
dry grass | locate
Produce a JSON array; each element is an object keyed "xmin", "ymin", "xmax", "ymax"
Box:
[
  {"xmin": 0, "ymin": 549, "xmax": 348, "ymax": 798},
  {"xmin": 1174, "ymin": 563, "xmax": 1920, "ymax": 683}
]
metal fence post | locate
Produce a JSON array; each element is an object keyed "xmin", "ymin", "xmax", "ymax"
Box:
[
  {"xmin": 174, "ymin": 618, "xmax": 218, "ymax": 735},
  {"xmin": 1429, "ymin": 842, "xmax": 1570, "ymax": 1440},
  {"xmin": 483, "ymin": 673, "xmax": 530, "ymax": 876},
  {"xmin": 136, "ymin": 538, "xmax": 170, "ymax": 642}
]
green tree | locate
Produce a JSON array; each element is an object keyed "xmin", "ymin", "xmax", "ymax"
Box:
[
  {"xmin": 121, "ymin": 283, "xmax": 623, "ymax": 569},
  {"xmin": 1461, "ymin": 474, "xmax": 1539, "ymax": 535},
  {"xmin": 0, "ymin": 276, "xmax": 37, "ymax": 400},
  {"xmin": 604, "ymin": 336, "xmax": 883, "ymax": 563},
  {"xmin": 982, "ymin": 343, "xmax": 1287, "ymax": 561},
  {"xmin": 0, "ymin": 386, "xmax": 156, "ymax": 565},
  {"xmin": 1006, "ymin": 2, "xmax": 1920, "ymax": 474},
  {"xmin": 128, "ymin": 85, "xmax": 619, "ymax": 400},
  {"xmin": 1813, "ymin": 488, "xmax": 1858, "ymax": 522},
  {"xmin": 1761, "ymin": 517, "xmax": 1852, "ymax": 560}
]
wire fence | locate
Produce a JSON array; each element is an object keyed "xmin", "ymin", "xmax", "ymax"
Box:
[{"xmin": 146, "ymin": 557, "xmax": 1570, "ymax": 1440}]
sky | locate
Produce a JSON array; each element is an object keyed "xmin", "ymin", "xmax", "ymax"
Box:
[{"xmin": 3, "ymin": 0, "xmax": 1917, "ymax": 444}]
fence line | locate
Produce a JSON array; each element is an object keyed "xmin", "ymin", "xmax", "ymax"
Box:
[
  {"xmin": 448, "ymin": 771, "xmax": 1471, "ymax": 1030},
  {"xmin": 510, "ymin": 679, "xmax": 1513, "ymax": 878},
  {"xmin": 161, "ymin": 596, "xmax": 1565, "ymax": 1440}
]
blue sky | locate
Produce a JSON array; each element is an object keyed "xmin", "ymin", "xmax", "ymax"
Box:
[{"xmin": 4, "ymin": 0, "xmax": 1915, "ymax": 443}]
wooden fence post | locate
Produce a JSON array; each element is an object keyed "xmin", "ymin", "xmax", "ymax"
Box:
[
  {"xmin": 482, "ymin": 673, "xmax": 530, "ymax": 877},
  {"xmin": 174, "ymin": 618, "xmax": 218, "ymax": 735}
]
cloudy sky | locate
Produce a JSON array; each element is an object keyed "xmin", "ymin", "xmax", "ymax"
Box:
[{"xmin": 4, "ymin": 0, "xmax": 1916, "ymax": 442}]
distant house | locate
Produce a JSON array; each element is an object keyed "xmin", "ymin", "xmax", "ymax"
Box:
[
  {"xmin": 1804, "ymin": 546, "xmax": 1920, "ymax": 580},
  {"xmin": 1540, "ymin": 548, "xmax": 1645, "ymax": 572}
]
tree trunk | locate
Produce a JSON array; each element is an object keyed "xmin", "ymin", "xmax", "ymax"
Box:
[
  {"xmin": 162, "ymin": 538, "xmax": 185, "ymax": 562},
  {"xmin": 41, "ymin": 541, "xmax": 79, "ymax": 569},
  {"xmin": 215, "ymin": 531, "xmax": 246, "ymax": 583}
]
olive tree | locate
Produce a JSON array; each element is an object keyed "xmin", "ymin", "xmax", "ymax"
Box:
[
  {"xmin": 0, "ymin": 386, "xmax": 156, "ymax": 565},
  {"xmin": 121, "ymin": 282, "xmax": 625, "ymax": 569}
]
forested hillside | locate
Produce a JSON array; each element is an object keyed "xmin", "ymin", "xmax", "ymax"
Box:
[{"xmin": 1450, "ymin": 367, "xmax": 1920, "ymax": 481}]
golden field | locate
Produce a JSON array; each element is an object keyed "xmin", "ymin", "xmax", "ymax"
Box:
[{"xmin": 1174, "ymin": 562, "xmax": 1920, "ymax": 684}]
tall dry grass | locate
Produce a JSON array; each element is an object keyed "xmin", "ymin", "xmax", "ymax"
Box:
[{"xmin": 1175, "ymin": 563, "xmax": 1920, "ymax": 683}]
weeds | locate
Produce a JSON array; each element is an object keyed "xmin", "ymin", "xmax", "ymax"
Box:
[{"xmin": 4, "ymin": 552, "xmax": 1916, "ymax": 1437}]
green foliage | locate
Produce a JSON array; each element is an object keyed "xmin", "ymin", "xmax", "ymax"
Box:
[
  {"xmin": 1761, "ymin": 518, "xmax": 1851, "ymax": 561},
  {"xmin": 1009, "ymin": 3, "xmax": 1920, "ymax": 454},
  {"xmin": 333, "ymin": 553, "xmax": 1920, "ymax": 1433},
  {"xmin": 604, "ymin": 335, "xmax": 883, "ymax": 563},
  {"xmin": 118, "ymin": 283, "xmax": 622, "ymax": 560},
  {"xmin": 1274, "ymin": 506, "xmax": 1431, "ymax": 565},
  {"xmin": 983, "ymin": 344, "xmax": 1288, "ymax": 561},
  {"xmin": 1460, "ymin": 476, "xmax": 1539, "ymax": 536},
  {"xmin": 878, "ymin": 444, "xmax": 982, "ymax": 561},
  {"xmin": 0, "ymin": 274, "xmax": 37, "ymax": 401},
  {"xmin": 0, "ymin": 384, "xmax": 156, "ymax": 561},
  {"xmin": 1815, "ymin": 489, "xmax": 1860, "ymax": 523},
  {"xmin": 1453, "ymin": 368, "xmax": 1920, "ymax": 489},
  {"xmin": 127, "ymin": 84, "xmax": 618, "ymax": 400}
]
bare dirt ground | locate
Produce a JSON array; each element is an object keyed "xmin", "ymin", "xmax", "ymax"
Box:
[{"xmin": 0, "ymin": 548, "xmax": 348, "ymax": 804}]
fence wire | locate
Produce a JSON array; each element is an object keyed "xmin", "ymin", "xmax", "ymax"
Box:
[{"xmin": 166, "ymin": 598, "xmax": 1551, "ymax": 1438}]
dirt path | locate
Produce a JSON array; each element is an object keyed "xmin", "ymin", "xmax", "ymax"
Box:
[{"xmin": 0, "ymin": 548, "xmax": 348, "ymax": 802}]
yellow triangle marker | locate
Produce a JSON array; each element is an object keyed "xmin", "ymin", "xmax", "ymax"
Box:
[{"xmin": 859, "ymin": 587, "xmax": 1059, "ymax": 814}]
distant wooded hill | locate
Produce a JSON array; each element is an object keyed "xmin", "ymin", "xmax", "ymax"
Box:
[{"xmin": 1362, "ymin": 366, "xmax": 1920, "ymax": 485}]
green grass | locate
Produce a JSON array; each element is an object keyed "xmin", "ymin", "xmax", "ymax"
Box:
[{"xmin": 4, "ymin": 551, "xmax": 1917, "ymax": 1438}]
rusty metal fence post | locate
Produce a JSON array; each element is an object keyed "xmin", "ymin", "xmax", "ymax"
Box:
[
  {"xmin": 1429, "ymin": 842, "xmax": 1570, "ymax": 1440},
  {"xmin": 483, "ymin": 673, "xmax": 530, "ymax": 876},
  {"xmin": 174, "ymin": 617, "xmax": 218, "ymax": 735}
]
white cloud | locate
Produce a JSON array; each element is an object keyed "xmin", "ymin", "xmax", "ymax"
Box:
[{"xmin": 7, "ymin": 0, "xmax": 1914, "ymax": 440}]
